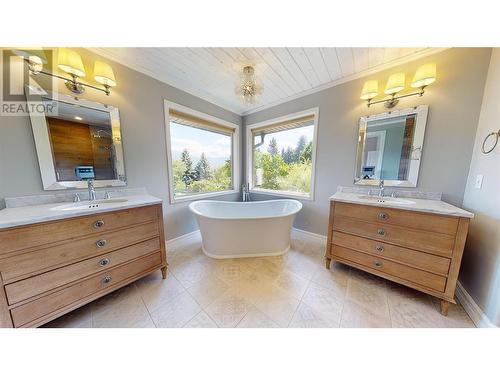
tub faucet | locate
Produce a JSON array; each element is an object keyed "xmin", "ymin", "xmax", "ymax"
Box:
[
  {"xmin": 378, "ymin": 179, "xmax": 385, "ymax": 197},
  {"xmin": 88, "ymin": 179, "xmax": 96, "ymax": 201},
  {"xmin": 242, "ymin": 183, "xmax": 251, "ymax": 202}
]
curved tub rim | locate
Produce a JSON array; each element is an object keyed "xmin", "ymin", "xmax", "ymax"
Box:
[{"xmin": 188, "ymin": 199, "xmax": 303, "ymax": 220}]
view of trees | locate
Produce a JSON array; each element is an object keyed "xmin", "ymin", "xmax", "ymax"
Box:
[
  {"xmin": 254, "ymin": 133, "xmax": 313, "ymax": 194},
  {"xmin": 172, "ymin": 149, "xmax": 231, "ymax": 196}
]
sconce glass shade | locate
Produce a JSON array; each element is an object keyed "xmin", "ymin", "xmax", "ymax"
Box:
[
  {"xmin": 411, "ymin": 63, "xmax": 436, "ymax": 88},
  {"xmin": 384, "ymin": 73, "xmax": 406, "ymax": 95},
  {"xmin": 360, "ymin": 80, "xmax": 379, "ymax": 100},
  {"xmin": 94, "ymin": 61, "xmax": 117, "ymax": 87},
  {"xmin": 58, "ymin": 48, "xmax": 86, "ymax": 77}
]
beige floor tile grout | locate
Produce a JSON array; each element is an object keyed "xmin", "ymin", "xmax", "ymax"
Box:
[
  {"xmin": 240, "ymin": 304, "xmax": 282, "ymax": 328},
  {"xmin": 134, "ymin": 282, "xmax": 158, "ymax": 328},
  {"xmin": 182, "ymin": 309, "xmax": 217, "ymax": 328},
  {"xmin": 387, "ymin": 297, "xmax": 395, "ymax": 328},
  {"xmin": 202, "ymin": 308, "xmax": 220, "ymax": 328},
  {"xmin": 137, "ymin": 272, "xmax": 191, "ymax": 329},
  {"xmin": 47, "ymin": 236, "xmax": 476, "ymax": 328},
  {"xmin": 287, "ymin": 278, "xmax": 313, "ymax": 327},
  {"xmin": 337, "ymin": 299, "xmax": 347, "ymax": 328},
  {"xmin": 337, "ymin": 268, "xmax": 354, "ymax": 328},
  {"xmin": 233, "ymin": 305, "xmax": 253, "ymax": 328}
]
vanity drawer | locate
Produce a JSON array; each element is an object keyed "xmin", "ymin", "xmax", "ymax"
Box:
[
  {"xmin": 0, "ymin": 221, "xmax": 160, "ymax": 283},
  {"xmin": 10, "ymin": 251, "xmax": 162, "ymax": 327},
  {"xmin": 331, "ymin": 231, "xmax": 451, "ymax": 275},
  {"xmin": 0, "ymin": 204, "xmax": 160, "ymax": 256},
  {"xmin": 332, "ymin": 216, "xmax": 455, "ymax": 257},
  {"xmin": 333, "ymin": 202, "xmax": 459, "ymax": 235},
  {"xmin": 332, "ymin": 245, "xmax": 447, "ymax": 292},
  {"xmin": 5, "ymin": 237, "xmax": 161, "ymax": 305}
]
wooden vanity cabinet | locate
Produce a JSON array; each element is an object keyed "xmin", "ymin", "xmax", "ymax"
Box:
[
  {"xmin": 0, "ymin": 204, "xmax": 167, "ymax": 328},
  {"xmin": 325, "ymin": 201, "xmax": 470, "ymax": 316}
]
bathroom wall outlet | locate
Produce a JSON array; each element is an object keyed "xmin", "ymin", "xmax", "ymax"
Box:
[{"xmin": 474, "ymin": 174, "xmax": 484, "ymax": 189}]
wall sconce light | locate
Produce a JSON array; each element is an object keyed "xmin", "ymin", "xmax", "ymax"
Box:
[
  {"xmin": 360, "ymin": 80, "xmax": 379, "ymax": 101},
  {"xmin": 361, "ymin": 63, "xmax": 436, "ymax": 108},
  {"xmin": 11, "ymin": 48, "xmax": 47, "ymax": 74},
  {"xmin": 93, "ymin": 61, "xmax": 117, "ymax": 95},
  {"xmin": 13, "ymin": 48, "xmax": 117, "ymax": 96}
]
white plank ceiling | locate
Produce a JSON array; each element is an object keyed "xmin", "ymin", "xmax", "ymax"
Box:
[{"xmin": 90, "ymin": 48, "xmax": 442, "ymax": 115}]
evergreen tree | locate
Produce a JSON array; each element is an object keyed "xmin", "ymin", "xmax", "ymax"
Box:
[
  {"xmin": 195, "ymin": 153, "xmax": 212, "ymax": 180},
  {"xmin": 293, "ymin": 135, "xmax": 307, "ymax": 163},
  {"xmin": 300, "ymin": 141, "xmax": 313, "ymax": 163},
  {"xmin": 281, "ymin": 146, "xmax": 295, "ymax": 164},
  {"xmin": 181, "ymin": 149, "xmax": 193, "ymax": 171},
  {"xmin": 182, "ymin": 169, "xmax": 199, "ymax": 187},
  {"xmin": 180, "ymin": 149, "xmax": 197, "ymax": 187},
  {"xmin": 268, "ymin": 137, "xmax": 279, "ymax": 155}
]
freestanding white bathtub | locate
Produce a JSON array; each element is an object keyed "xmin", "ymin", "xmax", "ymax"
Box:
[{"xmin": 189, "ymin": 199, "xmax": 302, "ymax": 259}]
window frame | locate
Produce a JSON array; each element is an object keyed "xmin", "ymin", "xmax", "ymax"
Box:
[
  {"xmin": 164, "ymin": 100, "xmax": 240, "ymax": 204},
  {"xmin": 245, "ymin": 107, "xmax": 319, "ymax": 201}
]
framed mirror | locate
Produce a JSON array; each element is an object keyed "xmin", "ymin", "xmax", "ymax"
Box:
[
  {"xmin": 354, "ymin": 105, "xmax": 428, "ymax": 187},
  {"xmin": 26, "ymin": 87, "xmax": 127, "ymax": 190}
]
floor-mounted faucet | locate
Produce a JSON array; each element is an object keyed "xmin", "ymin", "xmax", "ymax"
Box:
[{"xmin": 242, "ymin": 183, "xmax": 250, "ymax": 202}]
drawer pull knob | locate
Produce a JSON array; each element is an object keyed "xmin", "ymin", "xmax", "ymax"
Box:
[
  {"xmin": 102, "ymin": 276, "xmax": 112, "ymax": 285},
  {"xmin": 373, "ymin": 261, "xmax": 382, "ymax": 268},
  {"xmin": 99, "ymin": 258, "xmax": 110, "ymax": 267},
  {"xmin": 375, "ymin": 244, "xmax": 384, "ymax": 252},
  {"xmin": 378, "ymin": 212, "xmax": 389, "ymax": 220},
  {"xmin": 96, "ymin": 239, "xmax": 107, "ymax": 248},
  {"xmin": 377, "ymin": 228, "xmax": 386, "ymax": 236},
  {"xmin": 93, "ymin": 220, "xmax": 105, "ymax": 229}
]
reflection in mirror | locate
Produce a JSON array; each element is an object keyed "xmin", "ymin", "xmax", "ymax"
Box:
[
  {"xmin": 26, "ymin": 88, "xmax": 126, "ymax": 190},
  {"xmin": 355, "ymin": 105, "xmax": 428, "ymax": 187}
]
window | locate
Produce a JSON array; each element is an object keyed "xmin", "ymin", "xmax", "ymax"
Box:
[
  {"xmin": 164, "ymin": 101, "xmax": 239, "ymax": 203},
  {"xmin": 246, "ymin": 108, "xmax": 319, "ymax": 200}
]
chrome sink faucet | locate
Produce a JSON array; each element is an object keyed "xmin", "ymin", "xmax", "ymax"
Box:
[
  {"xmin": 87, "ymin": 179, "xmax": 96, "ymax": 201},
  {"xmin": 378, "ymin": 179, "xmax": 385, "ymax": 197}
]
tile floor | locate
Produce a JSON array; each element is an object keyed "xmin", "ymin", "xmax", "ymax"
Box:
[{"xmin": 44, "ymin": 232, "xmax": 475, "ymax": 328}]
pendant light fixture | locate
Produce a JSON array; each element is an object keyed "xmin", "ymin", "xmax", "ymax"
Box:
[{"xmin": 237, "ymin": 65, "xmax": 262, "ymax": 104}]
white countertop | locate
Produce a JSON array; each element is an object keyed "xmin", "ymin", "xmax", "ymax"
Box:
[
  {"xmin": 330, "ymin": 192, "xmax": 474, "ymax": 218},
  {"xmin": 0, "ymin": 194, "xmax": 162, "ymax": 229}
]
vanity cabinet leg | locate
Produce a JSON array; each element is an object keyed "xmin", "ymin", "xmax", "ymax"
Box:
[
  {"xmin": 161, "ymin": 265, "xmax": 168, "ymax": 279},
  {"xmin": 440, "ymin": 300, "xmax": 449, "ymax": 316},
  {"xmin": 325, "ymin": 257, "xmax": 332, "ymax": 269}
]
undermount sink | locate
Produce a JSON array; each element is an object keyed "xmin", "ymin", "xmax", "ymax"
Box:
[
  {"xmin": 357, "ymin": 195, "xmax": 416, "ymax": 206},
  {"xmin": 51, "ymin": 198, "xmax": 129, "ymax": 211}
]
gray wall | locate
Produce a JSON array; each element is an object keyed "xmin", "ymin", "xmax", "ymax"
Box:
[
  {"xmin": 0, "ymin": 48, "xmax": 242, "ymax": 240},
  {"xmin": 244, "ymin": 48, "xmax": 492, "ymax": 236},
  {"xmin": 460, "ymin": 49, "xmax": 500, "ymax": 326},
  {"xmin": 0, "ymin": 47, "xmax": 493, "ymax": 242}
]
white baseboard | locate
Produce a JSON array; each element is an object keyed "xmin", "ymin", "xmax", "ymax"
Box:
[
  {"xmin": 292, "ymin": 227, "xmax": 327, "ymax": 243},
  {"xmin": 166, "ymin": 230, "xmax": 200, "ymax": 247},
  {"xmin": 455, "ymin": 281, "xmax": 497, "ymax": 328},
  {"xmin": 166, "ymin": 228, "xmax": 326, "ymax": 248}
]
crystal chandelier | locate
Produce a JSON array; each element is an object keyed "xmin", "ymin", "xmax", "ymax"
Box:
[{"xmin": 237, "ymin": 66, "xmax": 262, "ymax": 104}]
